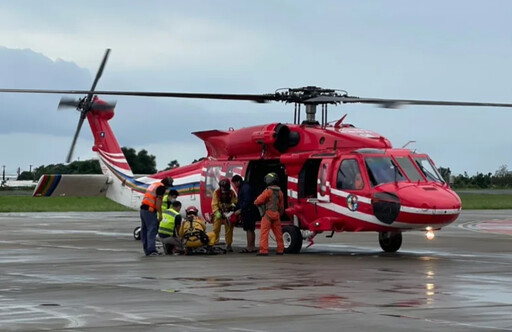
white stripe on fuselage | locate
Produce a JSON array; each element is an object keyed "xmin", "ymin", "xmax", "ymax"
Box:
[
  {"xmin": 287, "ymin": 187, "xmax": 457, "ymax": 230},
  {"xmin": 101, "ymin": 151, "xmax": 125, "ymax": 158},
  {"xmin": 330, "ymin": 188, "xmax": 459, "ymax": 215},
  {"xmin": 98, "ymin": 155, "xmax": 134, "ymax": 178}
]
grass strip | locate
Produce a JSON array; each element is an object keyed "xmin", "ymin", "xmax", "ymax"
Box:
[
  {"xmin": 459, "ymin": 193, "xmax": 512, "ymax": 210},
  {"xmin": 0, "ymin": 196, "xmax": 132, "ymax": 212},
  {"xmin": 1, "ymin": 193, "xmax": 511, "ymax": 212}
]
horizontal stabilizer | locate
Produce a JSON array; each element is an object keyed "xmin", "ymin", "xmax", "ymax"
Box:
[
  {"xmin": 192, "ymin": 129, "xmax": 229, "ymax": 141},
  {"xmin": 33, "ymin": 174, "xmax": 110, "ymax": 197}
]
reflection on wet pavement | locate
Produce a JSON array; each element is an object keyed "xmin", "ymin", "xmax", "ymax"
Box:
[{"xmin": 2, "ymin": 211, "xmax": 512, "ymax": 331}]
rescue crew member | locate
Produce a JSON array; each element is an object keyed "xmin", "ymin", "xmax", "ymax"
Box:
[
  {"xmin": 254, "ymin": 173, "xmax": 284, "ymax": 256},
  {"xmin": 232, "ymin": 175, "xmax": 259, "ymax": 253},
  {"xmin": 211, "ymin": 178, "xmax": 238, "ymax": 252},
  {"xmin": 139, "ymin": 176, "xmax": 173, "ymax": 256},
  {"xmin": 179, "ymin": 206, "xmax": 215, "ymax": 253},
  {"xmin": 158, "ymin": 200, "xmax": 183, "ymax": 255},
  {"xmin": 163, "ymin": 189, "xmax": 179, "ymax": 207}
]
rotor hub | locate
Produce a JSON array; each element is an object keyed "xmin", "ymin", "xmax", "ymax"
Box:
[{"xmin": 274, "ymin": 86, "xmax": 348, "ymax": 104}]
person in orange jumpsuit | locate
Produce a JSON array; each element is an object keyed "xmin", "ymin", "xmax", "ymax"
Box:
[{"xmin": 254, "ymin": 172, "xmax": 284, "ymax": 256}]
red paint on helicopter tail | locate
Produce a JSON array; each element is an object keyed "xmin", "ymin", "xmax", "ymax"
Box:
[{"xmin": 86, "ymin": 98, "xmax": 133, "ymax": 177}]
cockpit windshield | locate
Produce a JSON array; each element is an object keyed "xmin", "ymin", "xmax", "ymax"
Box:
[
  {"xmin": 395, "ymin": 156, "xmax": 424, "ymax": 181},
  {"xmin": 413, "ymin": 156, "xmax": 445, "ymax": 183},
  {"xmin": 365, "ymin": 157, "xmax": 405, "ymax": 186}
]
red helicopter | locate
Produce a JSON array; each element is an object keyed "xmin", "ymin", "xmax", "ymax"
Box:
[{"xmin": 3, "ymin": 49, "xmax": 512, "ymax": 253}]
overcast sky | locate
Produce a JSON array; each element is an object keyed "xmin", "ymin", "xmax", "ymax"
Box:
[{"xmin": 1, "ymin": 1, "xmax": 512, "ymax": 176}]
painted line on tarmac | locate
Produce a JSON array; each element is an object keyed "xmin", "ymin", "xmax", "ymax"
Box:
[
  {"xmin": 458, "ymin": 219, "xmax": 512, "ymax": 236},
  {"xmin": 311, "ymin": 243, "xmax": 512, "ymax": 265}
]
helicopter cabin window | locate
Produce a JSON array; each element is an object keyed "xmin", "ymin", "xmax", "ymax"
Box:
[
  {"xmin": 413, "ymin": 157, "xmax": 445, "ymax": 183},
  {"xmin": 365, "ymin": 157, "xmax": 405, "ymax": 186},
  {"xmin": 395, "ymin": 156, "xmax": 424, "ymax": 182},
  {"xmin": 319, "ymin": 163, "xmax": 328, "ymax": 195},
  {"xmin": 226, "ymin": 165, "xmax": 243, "ymax": 179},
  {"xmin": 205, "ymin": 166, "xmax": 222, "ymax": 198},
  {"xmin": 337, "ymin": 159, "xmax": 364, "ymax": 190}
]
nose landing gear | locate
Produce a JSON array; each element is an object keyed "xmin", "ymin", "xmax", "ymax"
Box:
[{"xmin": 378, "ymin": 231, "xmax": 402, "ymax": 252}]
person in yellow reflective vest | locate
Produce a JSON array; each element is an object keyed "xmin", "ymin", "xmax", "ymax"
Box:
[
  {"xmin": 211, "ymin": 178, "xmax": 237, "ymax": 252},
  {"xmin": 179, "ymin": 206, "xmax": 215, "ymax": 253},
  {"xmin": 158, "ymin": 200, "xmax": 183, "ymax": 255},
  {"xmin": 140, "ymin": 176, "xmax": 173, "ymax": 256},
  {"xmin": 163, "ymin": 189, "xmax": 179, "ymax": 209}
]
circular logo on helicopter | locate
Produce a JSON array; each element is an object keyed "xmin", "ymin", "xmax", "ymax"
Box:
[{"xmin": 346, "ymin": 194, "xmax": 359, "ymax": 212}]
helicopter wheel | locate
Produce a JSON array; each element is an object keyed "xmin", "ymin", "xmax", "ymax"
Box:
[
  {"xmin": 378, "ymin": 231, "xmax": 402, "ymax": 252},
  {"xmin": 282, "ymin": 225, "xmax": 302, "ymax": 254},
  {"xmin": 133, "ymin": 226, "xmax": 141, "ymax": 240}
]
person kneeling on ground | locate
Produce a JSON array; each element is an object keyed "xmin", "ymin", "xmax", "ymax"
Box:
[
  {"xmin": 158, "ymin": 200, "xmax": 184, "ymax": 255},
  {"xmin": 179, "ymin": 206, "xmax": 217, "ymax": 254}
]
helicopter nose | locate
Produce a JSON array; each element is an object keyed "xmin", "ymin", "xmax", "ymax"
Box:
[{"xmin": 398, "ymin": 184, "xmax": 461, "ymax": 211}]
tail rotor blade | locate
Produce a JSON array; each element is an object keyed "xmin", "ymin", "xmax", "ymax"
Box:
[
  {"xmin": 66, "ymin": 113, "xmax": 86, "ymax": 163},
  {"xmin": 89, "ymin": 49, "xmax": 110, "ymax": 97},
  {"xmin": 58, "ymin": 97, "xmax": 81, "ymax": 110}
]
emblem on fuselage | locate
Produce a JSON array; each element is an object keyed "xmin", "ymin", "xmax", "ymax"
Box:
[{"xmin": 347, "ymin": 194, "xmax": 359, "ymax": 212}]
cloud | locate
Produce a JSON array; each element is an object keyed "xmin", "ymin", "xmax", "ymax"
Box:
[
  {"xmin": 0, "ymin": 133, "xmax": 95, "ymax": 174},
  {"xmin": 2, "ymin": 1, "xmax": 512, "ymax": 176}
]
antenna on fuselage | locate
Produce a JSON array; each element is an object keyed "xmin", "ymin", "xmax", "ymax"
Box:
[{"xmin": 402, "ymin": 140, "xmax": 416, "ymax": 149}]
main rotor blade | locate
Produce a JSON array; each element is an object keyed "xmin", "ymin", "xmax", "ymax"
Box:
[
  {"xmin": 305, "ymin": 96, "xmax": 512, "ymax": 108},
  {"xmin": 67, "ymin": 113, "xmax": 86, "ymax": 163},
  {"xmin": 3, "ymin": 87, "xmax": 512, "ymax": 108},
  {"xmin": 0, "ymin": 88, "xmax": 274, "ymax": 103}
]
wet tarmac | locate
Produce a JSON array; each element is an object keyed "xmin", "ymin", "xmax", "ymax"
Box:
[{"xmin": 1, "ymin": 210, "xmax": 511, "ymax": 331}]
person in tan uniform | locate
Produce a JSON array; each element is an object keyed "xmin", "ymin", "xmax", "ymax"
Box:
[
  {"xmin": 211, "ymin": 178, "xmax": 238, "ymax": 252},
  {"xmin": 179, "ymin": 206, "xmax": 216, "ymax": 252}
]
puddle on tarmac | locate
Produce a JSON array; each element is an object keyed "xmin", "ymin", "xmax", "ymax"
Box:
[
  {"xmin": 215, "ymin": 296, "xmax": 247, "ymax": 302},
  {"xmin": 379, "ymin": 299, "xmax": 424, "ymax": 308},
  {"xmin": 296, "ymin": 294, "xmax": 362, "ymax": 311}
]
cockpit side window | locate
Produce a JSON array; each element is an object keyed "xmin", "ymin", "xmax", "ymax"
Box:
[
  {"xmin": 414, "ymin": 157, "xmax": 445, "ymax": 183},
  {"xmin": 337, "ymin": 159, "xmax": 364, "ymax": 190},
  {"xmin": 365, "ymin": 156, "xmax": 405, "ymax": 186}
]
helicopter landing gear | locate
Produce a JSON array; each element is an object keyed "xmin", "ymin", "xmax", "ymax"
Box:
[
  {"xmin": 282, "ymin": 225, "xmax": 302, "ymax": 254},
  {"xmin": 133, "ymin": 226, "xmax": 141, "ymax": 240},
  {"xmin": 378, "ymin": 231, "xmax": 402, "ymax": 252}
]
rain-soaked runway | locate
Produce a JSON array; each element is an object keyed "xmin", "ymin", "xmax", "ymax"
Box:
[{"xmin": 0, "ymin": 211, "xmax": 511, "ymax": 332}]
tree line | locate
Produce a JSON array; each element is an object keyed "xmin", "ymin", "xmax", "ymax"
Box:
[
  {"xmin": 438, "ymin": 165, "xmax": 512, "ymax": 189},
  {"xmin": 18, "ymin": 149, "xmax": 512, "ymax": 189},
  {"xmin": 17, "ymin": 147, "xmax": 181, "ymax": 181}
]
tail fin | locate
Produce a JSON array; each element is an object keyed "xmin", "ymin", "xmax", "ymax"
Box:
[
  {"xmin": 85, "ymin": 102, "xmax": 149, "ymax": 209},
  {"xmin": 85, "ymin": 102, "xmax": 134, "ymax": 179}
]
